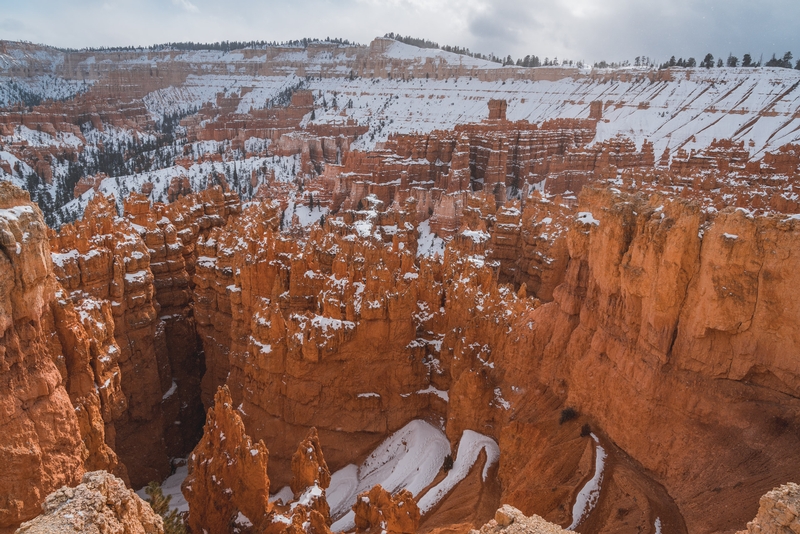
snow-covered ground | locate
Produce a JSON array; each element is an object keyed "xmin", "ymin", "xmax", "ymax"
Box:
[
  {"xmin": 0, "ymin": 75, "xmax": 90, "ymax": 107},
  {"xmin": 135, "ymin": 462, "xmax": 189, "ymax": 514},
  {"xmin": 137, "ymin": 65, "xmax": 800, "ymax": 157},
  {"xmin": 417, "ymin": 219, "xmax": 445, "ymax": 259},
  {"xmin": 57, "ymin": 152, "xmax": 301, "ymax": 221},
  {"xmin": 327, "ymin": 420, "xmax": 499, "ymax": 531},
  {"xmin": 568, "ymin": 433, "xmax": 607, "ymax": 530},
  {"xmin": 328, "ymin": 420, "xmax": 451, "ymax": 530}
]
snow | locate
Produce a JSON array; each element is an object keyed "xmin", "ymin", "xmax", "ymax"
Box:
[
  {"xmin": 8, "ymin": 44, "xmax": 799, "ymax": 229},
  {"xmin": 162, "ymin": 381, "xmax": 177, "ymax": 401},
  {"xmin": 654, "ymin": 517, "xmax": 662, "ymax": 534},
  {"xmin": 0, "ymin": 74, "xmax": 90, "ymax": 107},
  {"xmin": 329, "ymin": 420, "xmax": 450, "ymax": 530},
  {"xmin": 383, "ymin": 40, "xmax": 502, "ymax": 70},
  {"xmin": 310, "ymin": 315, "xmax": 355, "ymax": 332},
  {"xmin": 417, "ymin": 219, "xmax": 445, "ymax": 259},
  {"xmin": 125, "ymin": 270, "xmax": 149, "ymax": 284},
  {"xmin": 57, "ymin": 152, "xmax": 301, "ymax": 223},
  {"xmin": 461, "ymin": 229, "xmax": 491, "ymax": 243},
  {"xmin": 416, "ymin": 430, "xmax": 500, "ymax": 513},
  {"xmin": 234, "ymin": 512, "xmax": 253, "ymax": 527},
  {"xmin": 722, "ymin": 233, "xmax": 739, "ymax": 240},
  {"xmin": 415, "ymin": 385, "xmax": 449, "ymax": 402},
  {"xmin": 250, "ymin": 337, "xmax": 272, "ymax": 354},
  {"xmin": 567, "ymin": 434, "xmax": 607, "ymax": 530},
  {"xmin": 269, "ymin": 485, "xmax": 294, "ymax": 504},
  {"xmin": 292, "ymin": 484, "xmax": 323, "ymax": 509},
  {"xmin": 135, "ymin": 462, "xmax": 189, "ymax": 514},
  {"xmin": 357, "ymin": 392, "xmax": 381, "ymax": 399},
  {"xmin": 0, "ymin": 204, "xmax": 34, "ymax": 222},
  {"xmin": 293, "ymin": 203, "xmax": 328, "ymax": 227},
  {"xmin": 576, "ymin": 212, "xmax": 600, "ymax": 226},
  {"xmin": 493, "ymin": 387, "xmax": 511, "ymax": 410}
]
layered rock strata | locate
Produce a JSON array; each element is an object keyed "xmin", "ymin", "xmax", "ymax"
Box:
[
  {"xmin": 51, "ymin": 194, "xmax": 172, "ymax": 486},
  {"xmin": 0, "ymin": 183, "xmax": 121, "ymax": 532}
]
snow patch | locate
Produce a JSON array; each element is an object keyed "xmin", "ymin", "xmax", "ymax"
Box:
[{"xmin": 568, "ymin": 434, "xmax": 607, "ymax": 530}]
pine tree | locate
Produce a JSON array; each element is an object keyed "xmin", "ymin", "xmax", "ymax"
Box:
[
  {"xmin": 716, "ymin": 58, "xmax": 723, "ymax": 68},
  {"xmin": 727, "ymin": 54, "xmax": 738, "ymax": 67},
  {"xmin": 702, "ymin": 53, "xmax": 714, "ymax": 68},
  {"xmin": 742, "ymin": 53, "xmax": 753, "ymax": 67},
  {"xmin": 144, "ymin": 482, "xmax": 187, "ymax": 534}
]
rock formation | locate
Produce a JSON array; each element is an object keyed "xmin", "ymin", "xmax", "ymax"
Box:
[
  {"xmin": 182, "ymin": 386, "xmax": 272, "ymax": 534},
  {"xmin": 291, "ymin": 428, "xmax": 331, "ymax": 499},
  {"xmin": 0, "ymin": 183, "xmax": 121, "ymax": 532},
  {"xmin": 14, "ymin": 471, "xmax": 163, "ymax": 534},
  {"xmin": 353, "ymin": 486, "xmax": 420, "ymax": 534},
  {"xmin": 737, "ymin": 483, "xmax": 800, "ymax": 534},
  {"xmin": 3, "ymin": 36, "xmax": 800, "ymax": 534},
  {"xmin": 51, "ymin": 194, "xmax": 173, "ymax": 487},
  {"xmin": 469, "ymin": 505, "xmax": 568, "ymax": 534},
  {"xmin": 183, "ymin": 386, "xmax": 340, "ymax": 534}
]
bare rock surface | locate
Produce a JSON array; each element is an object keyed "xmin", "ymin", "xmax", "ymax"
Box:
[
  {"xmin": 737, "ymin": 483, "xmax": 800, "ymax": 534},
  {"xmin": 15, "ymin": 471, "xmax": 163, "ymax": 534},
  {"xmin": 468, "ymin": 505, "xmax": 568, "ymax": 534}
]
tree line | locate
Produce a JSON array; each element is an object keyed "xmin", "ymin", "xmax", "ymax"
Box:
[
  {"xmin": 57, "ymin": 37, "xmax": 357, "ymax": 54},
  {"xmin": 384, "ymin": 33, "xmax": 584, "ymax": 68},
  {"xmin": 658, "ymin": 52, "xmax": 798, "ymax": 70}
]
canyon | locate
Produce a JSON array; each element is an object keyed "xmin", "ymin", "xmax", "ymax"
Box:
[{"xmin": 0, "ymin": 36, "xmax": 799, "ymax": 534}]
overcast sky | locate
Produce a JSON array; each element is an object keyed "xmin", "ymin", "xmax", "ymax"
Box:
[{"xmin": 1, "ymin": 0, "xmax": 797, "ymax": 64}]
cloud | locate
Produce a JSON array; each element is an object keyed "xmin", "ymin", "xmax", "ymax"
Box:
[
  {"xmin": 171, "ymin": 0, "xmax": 199, "ymax": 13},
  {"xmin": 0, "ymin": 18, "xmax": 26, "ymax": 32},
  {"xmin": 0, "ymin": 0, "xmax": 797, "ymax": 63}
]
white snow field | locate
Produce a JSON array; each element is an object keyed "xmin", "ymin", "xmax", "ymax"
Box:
[{"xmin": 328, "ymin": 420, "xmax": 499, "ymax": 531}]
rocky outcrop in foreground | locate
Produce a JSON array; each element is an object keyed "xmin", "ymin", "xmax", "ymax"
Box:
[
  {"xmin": 14, "ymin": 471, "xmax": 163, "ymax": 534},
  {"xmin": 470, "ymin": 505, "xmax": 568, "ymax": 534},
  {"xmin": 737, "ymin": 483, "xmax": 800, "ymax": 534}
]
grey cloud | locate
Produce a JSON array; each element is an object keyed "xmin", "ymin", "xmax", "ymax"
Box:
[
  {"xmin": 0, "ymin": 0, "xmax": 797, "ymax": 64},
  {"xmin": 0, "ymin": 19, "xmax": 27, "ymax": 31}
]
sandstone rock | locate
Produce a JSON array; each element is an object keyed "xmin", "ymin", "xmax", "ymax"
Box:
[
  {"xmin": 291, "ymin": 427, "xmax": 332, "ymax": 498},
  {"xmin": 737, "ymin": 483, "xmax": 800, "ymax": 534},
  {"xmin": 353, "ymin": 485, "xmax": 420, "ymax": 534},
  {"xmin": 468, "ymin": 505, "xmax": 568, "ymax": 534},
  {"xmin": 51, "ymin": 194, "xmax": 171, "ymax": 487},
  {"xmin": 183, "ymin": 386, "xmax": 272, "ymax": 534},
  {"xmin": 0, "ymin": 183, "xmax": 88, "ymax": 530},
  {"xmin": 14, "ymin": 471, "xmax": 163, "ymax": 534}
]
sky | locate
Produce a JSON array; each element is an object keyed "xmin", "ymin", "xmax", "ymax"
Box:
[{"xmin": 0, "ymin": 0, "xmax": 797, "ymax": 65}]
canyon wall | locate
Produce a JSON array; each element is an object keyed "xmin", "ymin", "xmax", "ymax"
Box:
[{"xmin": 0, "ymin": 183, "xmax": 122, "ymax": 532}]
